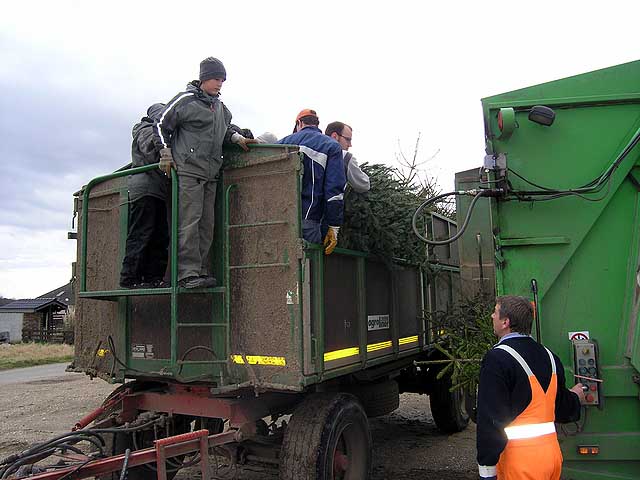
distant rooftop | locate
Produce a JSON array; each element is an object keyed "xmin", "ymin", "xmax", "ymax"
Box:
[
  {"xmin": 37, "ymin": 282, "xmax": 74, "ymax": 306},
  {"xmin": 0, "ymin": 298, "xmax": 67, "ymax": 313}
]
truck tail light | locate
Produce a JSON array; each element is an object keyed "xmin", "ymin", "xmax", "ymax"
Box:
[{"xmin": 578, "ymin": 446, "xmax": 599, "ymax": 455}]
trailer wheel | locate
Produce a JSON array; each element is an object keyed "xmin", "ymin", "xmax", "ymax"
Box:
[
  {"xmin": 429, "ymin": 370, "xmax": 470, "ymax": 433},
  {"xmin": 280, "ymin": 393, "xmax": 371, "ymax": 480},
  {"xmin": 350, "ymin": 379, "xmax": 400, "ymax": 417}
]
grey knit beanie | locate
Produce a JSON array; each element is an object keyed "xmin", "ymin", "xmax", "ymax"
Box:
[{"xmin": 199, "ymin": 57, "xmax": 226, "ymax": 82}]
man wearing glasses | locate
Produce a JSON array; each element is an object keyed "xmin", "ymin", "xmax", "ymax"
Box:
[{"xmin": 325, "ymin": 121, "xmax": 370, "ymax": 193}]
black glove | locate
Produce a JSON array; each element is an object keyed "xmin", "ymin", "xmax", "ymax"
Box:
[{"xmin": 240, "ymin": 128, "xmax": 254, "ymax": 139}]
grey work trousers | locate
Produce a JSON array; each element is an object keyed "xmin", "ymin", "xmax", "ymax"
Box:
[{"xmin": 178, "ymin": 175, "xmax": 217, "ymax": 281}]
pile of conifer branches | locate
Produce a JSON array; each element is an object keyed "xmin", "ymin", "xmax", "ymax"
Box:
[{"xmin": 339, "ymin": 163, "xmax": 453, "ymax": 264}]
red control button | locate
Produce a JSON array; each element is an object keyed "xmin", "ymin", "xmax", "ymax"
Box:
[
  {"xmin": 586, "ymin": 394, "xmax": 594, "ymax": 402},
  {"xmin": 590, "ymin": 385, "xmax": 597, "ymax": 391}
]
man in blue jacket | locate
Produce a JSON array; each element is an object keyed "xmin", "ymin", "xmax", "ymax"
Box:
[{"xmin": 279, "ymin": 109, "xmax": 346, "ymax": 254}]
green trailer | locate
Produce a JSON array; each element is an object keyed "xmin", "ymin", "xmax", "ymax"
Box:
[
  {"xmin": 454, "ymin": 60, "xmax": 640, "ymax": 479},
  {"xmin": 57, "ymin": 145, "xmax": 467, "ymax": 480}
]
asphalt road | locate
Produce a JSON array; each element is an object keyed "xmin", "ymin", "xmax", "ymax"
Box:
[{"xmin": 0, "ymin": 362, "xmax": 70, "ymax": 385}]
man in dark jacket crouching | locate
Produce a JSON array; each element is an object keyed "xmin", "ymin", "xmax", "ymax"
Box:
[
  {"xmin": 120, "ymin": 103, "xmax": 169, "ymax": 289},
  {"xmin": 152, "ymin": 57, "xmax": 255, "ymax": 289}
]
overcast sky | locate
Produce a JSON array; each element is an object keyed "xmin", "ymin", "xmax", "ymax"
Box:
[{"xmin": 1, "ymin": 1, "xmax": 639, "ymax": 299}]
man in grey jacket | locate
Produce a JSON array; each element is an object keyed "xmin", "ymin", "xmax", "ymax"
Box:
[
  {"xmin": 120, "ymin": 103, "xmax": 169, "ymax": 289},
  {"xmin": 325, "ymin": 121, "xmax": 370, "ymax": 193},
  {"xmin": 153, "ymin": 57, "xmax": 255, "ymax": 289}
]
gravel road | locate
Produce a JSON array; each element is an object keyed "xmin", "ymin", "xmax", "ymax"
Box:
[
  {"xmin": 0, "ymin": 362, "xmax": 69, "ymax": 385},
  {"xmin": 0, "ymin": 369, "xmax": 477, "ymax": 479}
]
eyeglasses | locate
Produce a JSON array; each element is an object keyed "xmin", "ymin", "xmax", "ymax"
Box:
[{"xmin": 338, "ymin": 133, "xmax": 352, "ymax": 142}]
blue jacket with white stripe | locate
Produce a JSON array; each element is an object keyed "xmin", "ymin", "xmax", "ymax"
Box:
[{"xmin": 279, "ymin": 126, "xmax": 346, "ymax": 226}]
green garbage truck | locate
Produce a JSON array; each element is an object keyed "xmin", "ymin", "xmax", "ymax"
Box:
[{"xmin": 451, "ymin": 60, "xmax": 640, "ymax": 479}]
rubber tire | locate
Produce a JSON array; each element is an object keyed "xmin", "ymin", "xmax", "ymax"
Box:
[
  {"xmin": 350, "ymin": 379, "xmax": 400, "ymax": 418},
  {"xmin": 465, "ymin": 384, "xmax": 478, "ymax": 424},
  {"xmin": 429, "ymin": 371, "xmax": 470, "ymax": 433},
  {"xmin": 280, "ymin": 393, "xmax": 372, "ymax": 480}
]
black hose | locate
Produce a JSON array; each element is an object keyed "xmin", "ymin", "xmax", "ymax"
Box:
[
  {"xmin": 90, "ymin": 417, "xmax": 163, "ymax": 434},
  {"xmin": 507, "ymin": 129, "xmax": 640, "ymax": 199},
  {"xmin": 1, "ymin": 434, "xmax": 107, "ymax": 479},
  {"xmin": 107, "ymin": 336, "xmax": 149, "ymax": 375},
  {"xmin": 413, "ymin": 190, "xmax": 487, "ymax": 245},
  {"xmin": 531, "ymin": 279, "xmax": 541, "ymax": 343},
  {"xmin": 55, "ymin": 458, "xmax": 95, "ymax": 480},
  {"xmin": 5, "ymin": 431, "xmax": 104, "ymax": 465},
  {"xmin": 0, "ymin": 449, "xmax": 56, "ymax": 479}
]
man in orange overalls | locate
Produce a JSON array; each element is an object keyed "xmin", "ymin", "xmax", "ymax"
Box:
[{"xmin": 476, "ymin": 296, "xmax": 585, "ymax": 480}]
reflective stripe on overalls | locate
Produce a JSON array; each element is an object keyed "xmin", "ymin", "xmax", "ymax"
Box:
[{"xmin": 495, "ymin": 344, "xmax": 563, "ymax": 480}]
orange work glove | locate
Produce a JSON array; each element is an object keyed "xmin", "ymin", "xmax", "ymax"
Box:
[{"xmin": 323, "ymin": 226, "xmax": 340, "ymax": 255}]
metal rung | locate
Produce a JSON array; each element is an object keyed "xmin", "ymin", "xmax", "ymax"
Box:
[
  {"xmin": 178, "ymin": 286, "xmax": 226, "ymax": 294},
  {"xmin": 79, "ymin": 286, "xmax": 226, "ymax": 300},
  {"xmin": 79, "ymin": 288, "xmax": 171, "ymax": 299},
  {"xmin": 177, "ymin": 323, "xmax": 228, "ymax": 328},
  {"xmin": 229, "ymin": 220, "xmax": 288, "ymax": 229},
  {"xmin": 230, "ymin": 262, "xmax": 289, "ymax": 270},
  {"xmin": 177, "ymin": 323, "xmax": 218, "ymax": 328}
]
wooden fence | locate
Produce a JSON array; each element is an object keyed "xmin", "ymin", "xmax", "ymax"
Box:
[{"xmin": 22, "ymin": 329, "xmax": 74, "ymax": 344}]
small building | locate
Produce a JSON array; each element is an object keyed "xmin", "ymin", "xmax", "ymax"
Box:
[
  {"xmin": 38, "ymin": 282, "xmax": 75, "ymax": 329},
  {"xmin": 0, "ymin": 282, "xmax": 75, "ymax": 343}
]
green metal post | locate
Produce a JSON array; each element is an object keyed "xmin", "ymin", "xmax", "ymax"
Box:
[
  {"xmin": 80, "ymin": 164, "xmax": 160, "ymax": 292},
  {"xmin": 170, "ymin": 172, "xmax": 179, "ymax": 366}
]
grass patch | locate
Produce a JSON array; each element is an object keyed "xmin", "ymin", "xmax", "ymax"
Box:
[{"xmin": 0, "ymin": 342, "xmax": 74, "ymax": 371}]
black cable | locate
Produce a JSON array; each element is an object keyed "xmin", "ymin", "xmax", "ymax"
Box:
[
  {"xmin": 1, "ymin": 433, "xmax": 108, "ymax": 480},
  {"xmin": 508, "ymin": 168, "xmax": 559, "ymax": 191},
  {"xmin": 90, "ymin": 418, "xmax": 162, "ymax": 434},
  {"xmin": 512, "ymin": 177, "xmax": 612, "ymax": 203},
  {"xmin": 107, "ymin": 336, "xmax": 149, "ymax": 375},
  {"xmin": 507, "ymin": 129, "xmax": 640, "ymax": 199},
  {"xmin": 131, "ymin": 429, "xmax": 185, "ymax": 473},
  {"xmin": 0, "ymin": 449, "xmax": 56, "ymax": 479},
  {"xmin": 55, "ymin": 458, "xmax": 95, "ymax": 480},
  {"xmin": 176, "ymin": 345, "xmax": 218, "ymax": 378},
  {"xmin": 1, "ymin": 439, "xmax": 103, "ymax": 480},
  {"xmin": 413, "ymin": 191, "xmax": 488, "ymax": 245},
  {"xmin": 6, "ymin": 431, "xmax": 105, "ymax": 465},
  {"xmin": 57, "ymin": 445, "xmax": 86, "ymax": 457}
]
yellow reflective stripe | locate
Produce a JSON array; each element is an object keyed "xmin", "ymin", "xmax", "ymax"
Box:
[
  {"xmin": 367, "ymin": 341, "xmax": 393, "ymax": 352},
  {"xmin": 324, "ymin": 347, "xmax": 360, "ymax": 362},
  {"xmin": 504, "ymin": 422, "xmax": 555, "ymax": 439},
  {"xmin": 399, "ymin": 335, "xmax": 419, "ymax": 345},
  {"xmin": 230, "ymin": 355, "xmax": 286, "ymax": 366}
]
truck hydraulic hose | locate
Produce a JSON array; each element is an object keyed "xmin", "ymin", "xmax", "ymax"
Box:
[
  {"xmin": 531, "ymin": 279, "xmax": 541, "ymax": 343},
  {"xmin": 412, "ymin": 189, "xmax": 500, "ymax": 245}
]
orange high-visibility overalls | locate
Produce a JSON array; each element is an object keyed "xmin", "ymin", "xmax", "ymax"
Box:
[{"xmin": 495, "ymin": 344, "xmax": 563, "ymax": 480}]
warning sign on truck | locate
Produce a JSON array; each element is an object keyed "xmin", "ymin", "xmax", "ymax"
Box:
[
  {"xmin": 568, "ymin": 331, "xmax": 590, "ymax": 341},
  {"xmin": 367, "ymin": 315, "xmax": 390, "ymax": 331}
]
